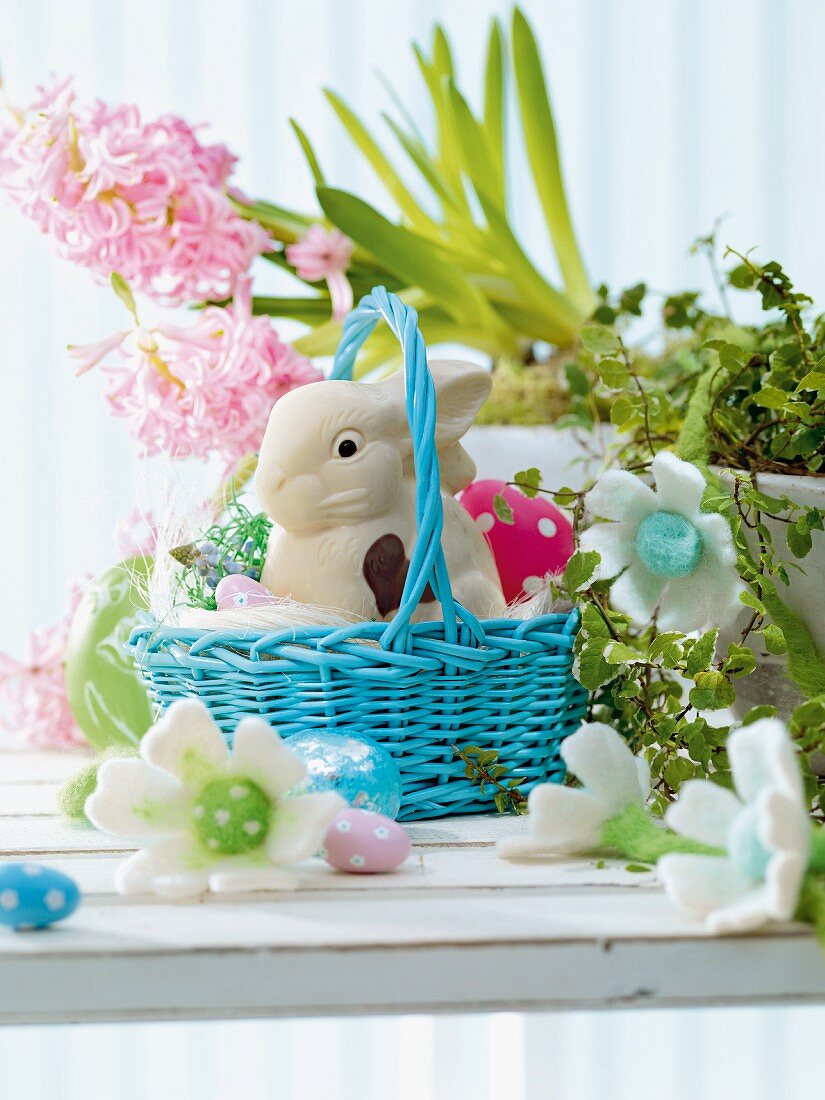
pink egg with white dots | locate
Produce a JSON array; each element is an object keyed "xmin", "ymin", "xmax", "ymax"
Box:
[
  {"xmin": 459, "ymin": 479, "xmax": 574, "ymax": 602},
  {"xmin": 321, "ymin": 808, "xmax": 411, "ymax": 874},
  {"xmin": 215, "ymin": 575, "xmax": 277, "ymax": 611}
]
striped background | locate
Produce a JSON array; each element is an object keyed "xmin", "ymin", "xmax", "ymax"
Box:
[{"xmin": 1, "ymin": 1, "xmax": 823, "ymax": 1093}]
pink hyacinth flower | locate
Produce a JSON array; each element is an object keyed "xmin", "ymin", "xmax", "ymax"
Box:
[
  {"xmin": 115, "ymin": 508, "xmax": 158, "ymax": 560},
  {"xmin": 0, "ymin": 78, "xmax": 269, "ymax": 305},
  {"xmin": 69, "ymin": 277, "xmax": 323, "ymax": 464},
  {"xmin": 287, "ymin": 225, "xmax": 354, "ymax": 321},
  {"xmin": 0, "ymin": 577, "xmax": 90, "ymax": 750}
]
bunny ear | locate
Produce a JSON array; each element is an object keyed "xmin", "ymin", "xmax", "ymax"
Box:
[{"xmin": 430, "ymin": 360, "xmax": 492, "ymax": 446}]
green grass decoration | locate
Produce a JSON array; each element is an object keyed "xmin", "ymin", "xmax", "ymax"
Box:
[{"xmin": 170, "ymin": 498, "xmax": 272, "ymax": 612}]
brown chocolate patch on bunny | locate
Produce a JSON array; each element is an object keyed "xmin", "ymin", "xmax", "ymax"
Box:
[{"xmin": 363, "ymin": 534, "xmax": 435, "ymax": 617}]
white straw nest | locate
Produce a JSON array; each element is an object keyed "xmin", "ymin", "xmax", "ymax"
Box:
[{"xmin": 177, "ymin": 601, "xmax": 366, "ymax": 633}]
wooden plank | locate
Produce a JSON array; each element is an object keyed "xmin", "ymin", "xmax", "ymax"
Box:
[
  {"xmin": 0, "ymin": 813, "xmax": 527, "ymax": 856},
  {"xmin": 0, "ymin": 784, "xmax": 59, "ymax": 816},
  {"xmin": 0, "ymin": 751, "xmax": 90, "ymax": 784},
  {"xmin": 0, "ymin": 817, "xmax": 134, "ymax": 855},
  {"xmin": 0, "ymin": 892, "xmax": 821, "ymax": 1022},
  {"xmin": 0, "ymin": 849, "xmax": 657, "ymax": 896},
  {"xmin": 0, "ymin": 751, "xmax": 823, "ymax": 1022}
]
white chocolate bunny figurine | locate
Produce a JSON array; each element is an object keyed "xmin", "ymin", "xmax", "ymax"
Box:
[{"xmin": 256, "ymin": 360, "xmax": 506, "ymax": 623}]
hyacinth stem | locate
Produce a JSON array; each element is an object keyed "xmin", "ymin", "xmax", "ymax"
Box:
[{"xmin": 211, "ymin": 453, "xmax": 258, "ymax": 515}]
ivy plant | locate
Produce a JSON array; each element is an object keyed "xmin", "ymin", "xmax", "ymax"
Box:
[{"xmin": 503, "ymin": 242, "xmax": 825, "ymax": 817}]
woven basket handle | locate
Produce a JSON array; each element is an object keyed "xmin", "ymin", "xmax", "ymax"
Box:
[{"xmin": 331, "ymin": 287, "xmax": 480, "ymax": 650}]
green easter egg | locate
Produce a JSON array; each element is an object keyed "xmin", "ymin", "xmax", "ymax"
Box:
[{"xmin": 65, "ymin": 557, "xmax": 154, "ymax": 752}]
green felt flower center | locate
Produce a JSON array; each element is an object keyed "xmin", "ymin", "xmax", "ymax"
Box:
[
  {"xmin": 192, "ymin": 777, "xmax": 271, "ymax": 855},
  {"xmin": 635, "ymin": 511, "xmax": 703, "ymax": 578},
  {"xmin": 727, "ymin": 804, "xmax": 772, "ymax": 881}
]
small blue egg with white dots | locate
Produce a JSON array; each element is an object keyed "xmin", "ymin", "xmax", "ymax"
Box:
[{"xmin": 0, "ymin": 864, "xmax": 80, "ymax": 930}]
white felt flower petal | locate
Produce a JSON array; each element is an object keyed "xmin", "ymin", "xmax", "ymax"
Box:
[
  {"xmin": 705, "ymin": 886, "xmax": 772, "ymax": 934},
  {"xmin": 657, "ymin": 853, "xmax": 755, "ymax": 919},
  {"xmin": 114, "ymin": 836, "xmax": 208, "ymax": 898},
  {"xmin": 560, "ymin": 723, "xmax": 648, "ymax": 813},
  {"xmin": 664, "ymin": 780, "xmax": 742, "ymax": 847},
  {"xmin": 518, "ymin": 784, "xmax": 607, "ymax": 854},
  {"xmin": 654, "ymin": 552, "xmax": 743, "ymax": 634},
  {"xmin": 230, "ymin": 718, "xmax": 306, "ymax": 798},
  {"xmin": 86, "ymin": 757, "xmax": 187, "ymax": 839},
  {"xmin": 579, "ymin": 522, "xmax": 636, "ymax": 579},
  {"xmin": 635, "ymin": 754, "xmax": 652, "ymax": 797},
  {"xmin": 761, "ymin": 720, "xmax": 806, "ymax": 804},
  {"xmin": 693, "ymin": 512, "xmax": 738, "ymax": 566},
  {"xmin": 763, "ymin": 851, "xmax": 806, "ymax": 922},
  {"xmin": 608, "ymin": 565, "xmax": 666, "ymax": 627},
  {"xmin": 266, "ymin": 792, "xmax": 346, "ymax": 866},
  {"xmin": 584, "ymin": 470, "xmax": 657, "ymax": 524},
  {"xmin": 208, "ymin": 866, "xmax": 299, "ymax": 893},
  {"xmin": 651, "ymin": 451, "xmax": 706, "ymax": 518},
  {"xmin": 728, "ymin": 720, "xmax": 787, "ymax": 803},
  {"xmin": 141, "ymin": 699, "xmax": 229, "ymax": 784},
  {"xmin": 757, "ymin": 789, "xmax": 809, "ymax": 862},
  {"xmin": 497, "ymin": 835, "xmax": 564, "ymax": 859}
]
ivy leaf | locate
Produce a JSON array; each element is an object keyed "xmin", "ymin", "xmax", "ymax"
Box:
[
  {"xmin": 746, "ymin": 489, "xmax": 790, "ymax": 516},
  {"xmin": 753, "ymin": 385, "xmax": 789, "ymax": 410},
  {"xmin": 761, "ymin": 624, "xmax": 787, "ymax": 655},
  {"xmin": 647, "ymin": 632, "xmax": 685, "ymax": 669},
  {"xmin": 796, "ymin": 370, "xmax": 825, "ymax": 393},
  {"xmin": 604, "ymin": 640, "xmax": 644, "ymax": 665},
  {"xmin": 740, "ymin": 589, "xmax": 766, "ymax": 615},
  {"xmin": 619, "ymin": 282, "xmax": 646, "ymax": 316},
  {"xmin": 723, "ymin": 642, "xmax": 757, "ymax": 679},
  {"xmin": 728, "ymin": 263, "xmax": 757, "ymax": 289},
  {"xmin": 565, "ymin": 362, "xmax": 590, "ymax": 396},
  {"xmin": 573, "ymin": 635, "xmax": 617, "ymax": 691},
  {"xmin": 742, "ymin": 705, "xmax": 779, "ymax": 726},
  {"xmin": 787, "ymin": 523, "xmax": 813, "ymax": 558},
  {"xmin": 514, "ymin": 467, "xmax": 542, "ymax": 498},
  {"xmin": 492, "ymin": 493, "xmax": 514, "ymax": 525},
  {"xmin": 596, "ymin": 356, "xmax": 631, "ymax": 389},
  {"xmin": 689, "ymin": 670, "xmax": 736, "ymax": 710},
  {"xmin": 609, "ymin": 394, "xmax": 641, "ymax": 428},
  {"xmin": 664, "ymin": 755, "xmax": 697, "ymax": 790},
  {"xmin": 685, "ymin": 629, "xmax": 718, "ymax": 677},
  {"xmin": 580, "ymin": 323, "xmax": 620, "ymax": 355},
  {"xmin": 562, "ymin": 550, "xmax": 600, "ymax": 594}
]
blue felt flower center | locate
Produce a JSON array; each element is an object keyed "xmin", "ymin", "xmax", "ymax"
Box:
[
  {"xmin": 635, "ymin": 511, "xmax": 703, "ymax": 578},
  {"xmin": 727, "ymin": 805, "xmax": 772, "ymax": 881}
]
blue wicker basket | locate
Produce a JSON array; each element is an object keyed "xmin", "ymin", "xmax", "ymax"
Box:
[{"xmin": 130, "ymin": 288, "xmax": 588, "ymax": 820}]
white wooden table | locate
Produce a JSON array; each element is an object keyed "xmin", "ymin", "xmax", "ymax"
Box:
[{"xmin": 1, "ymin": 741, "xmax": 824, "ymax": 1024}]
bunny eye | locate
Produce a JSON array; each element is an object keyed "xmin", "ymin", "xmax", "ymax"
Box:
[{"xmin": 332, "ymin": 430, "xmax": 364, "ymax": 459}]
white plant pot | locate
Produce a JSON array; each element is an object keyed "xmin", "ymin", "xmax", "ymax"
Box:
[
  {"xmin": 463, "ymin": 424, "xmax": 611, "ymax": 492},
  {"xmin": 719, "ymin": 470, "xmax": 825, "ymax": 716}
]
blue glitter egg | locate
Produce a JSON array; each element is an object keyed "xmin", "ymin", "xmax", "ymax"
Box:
[
  {"xmin": 635, "ymin": 510, "xmax": 702, "ymax": 577},
  {"xmin": 286, "ymin": 731, "xmax": 403, "ymax": 819}
]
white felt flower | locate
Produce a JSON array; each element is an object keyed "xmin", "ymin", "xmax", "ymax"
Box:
[
  {"xmin": 658, "ymin": 719, "xmax": 810, "ymax": 933},
  {"xmin": 580, "ymin": 451, "xmax": 743, "ymax": 633},
  {"xmin": 498, "ymin": 723, "xmax": 649, "ymax": 859},
  {"xmin": 86, "ymin": 699, "xmax": 345, "ymax": 897}
]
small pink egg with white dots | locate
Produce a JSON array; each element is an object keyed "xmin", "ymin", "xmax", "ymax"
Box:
[
  {"xmin": 215, "ymin": 575, "xmax": 277, "ymax": 611},
  {"xmin": 321, "ymin": 809, "xmax": 411, "ymax": 874},
  {"xmin": 459, "ymin": 479, "xmax": 574, "ymax": 602}
]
